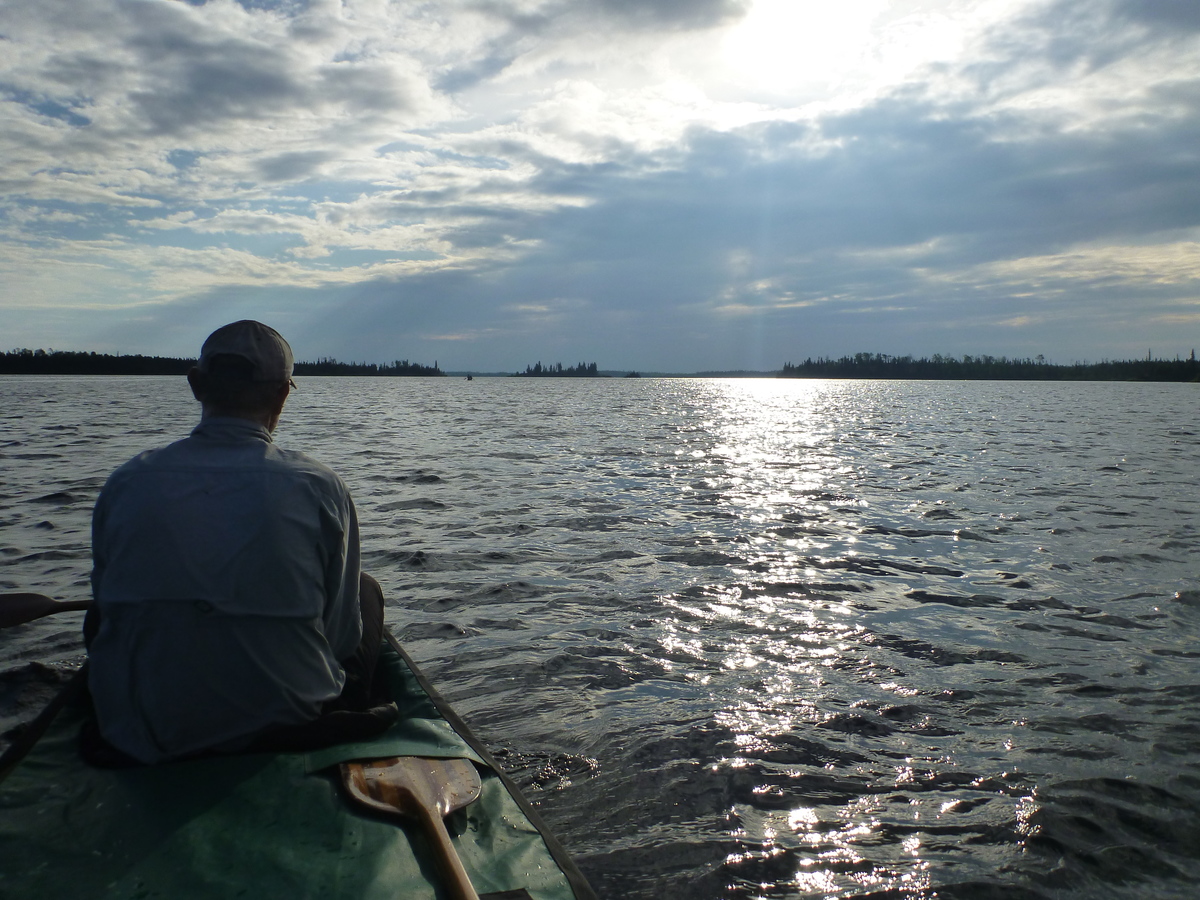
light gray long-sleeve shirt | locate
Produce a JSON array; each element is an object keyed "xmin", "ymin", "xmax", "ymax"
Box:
[{"xmin": 88, "ymin": 416, "xmax": 362, "ymax": 764}]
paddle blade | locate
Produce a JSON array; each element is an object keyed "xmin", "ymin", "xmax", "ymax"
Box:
[
  {"xmin": 342, "ymin": 756, "xmax": 482, "ymax": 820},
  {"xmin": 0, "ymin": 593, "xmax": 90, "ymax": 628},
  {"xmin": 342, "ymin": 757, "xmax": 484, "ymax": 900}
]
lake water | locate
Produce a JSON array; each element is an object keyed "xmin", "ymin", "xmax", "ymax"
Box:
[{"xmin": 1, "ymin": 375, "xmax": 1198, "ymax": 899}]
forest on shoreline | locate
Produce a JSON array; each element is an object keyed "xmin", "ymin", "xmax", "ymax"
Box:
[
  {"xmin": 780, "ymin": 352, "xmax": 1199, "ymax": 381},
  {"xmin": 0, "ymin": 349, "xmax": 442, "ymax": 377},
  {"xmin": 3, "ymin": 348, "xmax": 1199, "ymax": 381},
  {"xmin": 515, "ymin": 361, "xmax": 601, "ymax": 377}
]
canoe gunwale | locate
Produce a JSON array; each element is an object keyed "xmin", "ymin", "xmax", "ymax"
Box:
[
  {"xmin": 382, "ymin": 631, "xmax": 599, "ymax": 900},
  {"xmin": 0, "ymin": 664, "xmax": 87, "ymax": 781}
]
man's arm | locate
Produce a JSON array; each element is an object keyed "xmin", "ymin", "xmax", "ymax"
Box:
[
  {"xmin": 322, "ymin": 490, "xmax": 363, "ymax": 662},
  {"xmin": 86, "ymin": 481, "xmax": 111, "ymax": 649}
]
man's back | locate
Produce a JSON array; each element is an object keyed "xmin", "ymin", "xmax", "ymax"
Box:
[{"xmin": 88, "ymin": 416, "xmax": 362, "ymax": 763}]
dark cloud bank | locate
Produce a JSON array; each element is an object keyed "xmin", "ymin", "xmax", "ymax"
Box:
[
  {"xmin": 304, "ymin": 114, "xmax": 1200, "ymax": 368},
  {"xmin": 275, "ymin": 0, "xmax": 1200, "ymax": 370}
]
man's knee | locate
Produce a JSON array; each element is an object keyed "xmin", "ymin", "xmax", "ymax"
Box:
[
  {"xmin": 357, "ymin": 571, "xmax": 385, "ymax": 649},
  {"xmin": 359, "ymin": 572, "xmax": 383, "ymax": 610}
]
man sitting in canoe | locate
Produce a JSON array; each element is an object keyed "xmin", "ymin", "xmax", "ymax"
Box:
[{"xmin": 84, "ymin": 320, "xmax": 394, "ymax": 765}]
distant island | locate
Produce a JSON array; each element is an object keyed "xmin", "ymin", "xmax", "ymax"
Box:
[
  {"xmin": 781, "ymin": 352, "xmax": 1199, "ymax": 382},
  {"xmin": 294, "ymin": 357, "xmax": 442, "ymax": 376},
  {"xmin": 514, "ymin": 361, "xmax": 603, "ymax": 377},
  {"xmin": 0, "ymin": 349, "xmax": 443, "ymax": 377}
]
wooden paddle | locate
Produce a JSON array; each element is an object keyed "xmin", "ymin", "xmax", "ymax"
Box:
[
  {"xmin": 0, "ymin": 593, "xmax": 90, "ymax": 628},
  {"xmin": 341, "ymin": 756, "xmax": 483, "ymax": 900}
]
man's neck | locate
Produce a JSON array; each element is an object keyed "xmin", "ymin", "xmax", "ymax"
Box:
[{"xmin": 200, "ymin": 407, "xmax": 279, "ymax": 432}]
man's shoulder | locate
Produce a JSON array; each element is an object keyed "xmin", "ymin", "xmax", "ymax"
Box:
[
  {"xmin": 265, "ymin": 445, "xmax": 349, "ymax": 491},
  {"xmin": 104, "ymin": 443, "xmax": 174, "ymax": 480},
  {"xmin": 105, "ymin": 431, "xmax": 214, "ymax": 474},
  {"xmin": 104, "ymin": 436, "xmax": 349, "ymax": 496}
]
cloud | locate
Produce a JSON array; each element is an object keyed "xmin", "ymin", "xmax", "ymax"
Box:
[
  {"xmin": 256, "ymin": 150, "xmax": 340, "ymax": 183},
  {"xmin": 466, "ymin": 0, "xmax": 749, "ymax": 38},
  {"xmin": 582, "ymin": 0, "xmax": 749, "ymax": 30},
  {"xmin": 1110, "ymin": 0, "xmax": 1200, "ymax": 34},
  {"xmin": 958, "ymin": 241, "xmax": 1200, "ymax": 289}
]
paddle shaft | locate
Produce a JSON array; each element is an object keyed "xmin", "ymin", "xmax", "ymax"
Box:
[
  {"xmin": 342, "ymin": 758, "xmax": 483, "ymax": 900},
  {"xmin": 0, "ymin": 593, "xmax": 91, "ymax": 628},
  {"xmin": 411, "ymin": 793, "xmax": 481, "ymax": 900}
]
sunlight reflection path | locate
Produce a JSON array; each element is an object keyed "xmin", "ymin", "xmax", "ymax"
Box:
[{"xmin": 660, "ymin": 379, "xmax": 1012, "ymax": 897}]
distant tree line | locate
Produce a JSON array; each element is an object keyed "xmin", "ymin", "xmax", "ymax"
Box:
[
  {"xmin": 1, "ymin": 348, "xmax": 442, "ymax": 376},
  {"xmin": 515, "ymin": 361, "xmax": 602, "ymax": 377},
  {"xmin": 780, "ymin": 352, "xmax": 1200, "ymax": 382},
  {"xmin": 293, "ymin": 357, "xmax": 442, "ymax": 376},
  {"xmin": 0, "ymin": 349, "xmax": 194, "ymax": 375}
]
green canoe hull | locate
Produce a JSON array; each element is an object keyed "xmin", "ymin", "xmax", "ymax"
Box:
[{"xmin": 0, "ymin": 633, "xmax": 596, "ymax": 900}]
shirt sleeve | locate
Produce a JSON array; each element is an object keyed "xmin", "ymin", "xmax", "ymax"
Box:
[
  {"xmin": 321, "ymin": 486, "xmax": 363, "ymax": 663},
  {"xmin": 90, "ymin": 488, "xmax": 108, "ymax": 604},
  {"xmin": 87, "ymin": 479, "xmax": 113, "ymax": 648}
]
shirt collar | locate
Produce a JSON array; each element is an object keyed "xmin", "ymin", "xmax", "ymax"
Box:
[{"xmin": 191, "ymin": 416, "xmax": 274, "ymax": 444}]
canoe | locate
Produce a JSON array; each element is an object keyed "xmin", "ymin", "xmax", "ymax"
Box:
[{"xmin": 0, "ymin": 631, "xmax": 598, "ymax": 900}]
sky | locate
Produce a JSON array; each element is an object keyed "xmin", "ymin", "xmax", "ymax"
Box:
[{"xmin": 2, "ymin": 0, "xmax": 1199, "ymax": 372}]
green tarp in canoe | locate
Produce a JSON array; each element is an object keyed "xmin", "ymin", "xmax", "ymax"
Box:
[{"xmin": 0, "ymin": 634, "xmax": 596, "ymax": 900}]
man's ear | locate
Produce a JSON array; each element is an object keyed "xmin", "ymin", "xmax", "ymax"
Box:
[{"xmin": 187, "ymin": 367, "xmax": 206, "ymax": 402}]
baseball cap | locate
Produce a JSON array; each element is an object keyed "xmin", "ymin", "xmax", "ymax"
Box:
[{"xmin": 197, "ymin": 320, "xmax": 296, "ymax": 385}]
